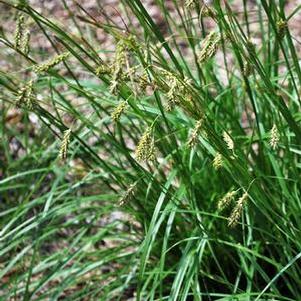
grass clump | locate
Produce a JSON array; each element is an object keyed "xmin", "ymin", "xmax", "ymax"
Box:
[{"xmin": 1, "ymin": 0, "xmax": 301, "ymax": 300}]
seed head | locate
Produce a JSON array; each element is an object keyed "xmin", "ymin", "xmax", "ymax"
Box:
[
  {"xmin": 198, "ymin": 32, "xmax": 220, "ymax": 64},
  {"xmin": 118, "ymin": 182, "xmax": 137, "ymax": 206},
  {"xmin": 163, "ymin": 71, "xmax": 192, "ymax": 111},
  {"xmin": 218, "ymin": 190, "xmax": 237, "ymax": 210},
  {"xmin": 137, "ymin": 72, "xmax": 149, "ymax": 93},
  {"xmin": 223, "ymin": 131, "xmax": 234, "ymax": 150},
  {"xmin": 277, "ymin": 19, "xmax": 287, "ymax": 40},
  {"xmin": 34, "ymin": 52, "xmax": 70, "ymax": 73},
  {"xmin": 135, "ymin": 127, "xmax": 156, "ymax": 162},
  {"xmin": 16, "ymin": 80, "xmax": 35, "ymax": 110},
  {"xmin": 165, "ymin": 75, "xmax": 179, "ymax": 111},
  {"xmin": 14, "ymin": 13, "xmax": 25, "ymax": 50},
  {"xmin": 59, "ymin": 128, "xmax": 72, "ymax": 161},
  {"xmin": 109, "ymin": 37, "xmax": 135, "ymax": 94},
  {"xmin": 95, "ymin": 65, "xmax": 111, "ymax": 76},
  {"xmin": 213, "ymin": 152, "xmax": 223, "ymax": 170},
  {"xmin": 228, "ymin": 191, "xmax": 248, "ymax": 227},
  {"xmin": 187, "ymin": 118, "xmax": 203, "ymax": 147},
  {"xmin": 21, "ymin": 29, "xmax": 30, "ymax": 55},
  {"xmin": 111, "ymin": 100, "xmax": 128, "ymax": 123},
  {"xmin": 269, "ymin": 124, "xmax": 279, "ymax": 150}
]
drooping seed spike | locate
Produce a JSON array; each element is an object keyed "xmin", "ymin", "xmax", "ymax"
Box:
[
  {"xmin": 228, "ymin": 191, "xmax": 248, "ymax": 227},
  {"xmin": 213, "ymin": 152, "xmax": 223, "ymax": 170},
  {"xmin": 135, "ymin": 127, "xmax": 156, "ymax": 162},
  {"xmin": 111, "ymin": 100, "xmax": 128, "ymax": 123},
  {"xmin": 269, "ymin": 124, "xmax": 279, "ymax": 150},
  {"xmin": 34, "ymin": 52, "xmax": 70, "ymax": 73},
  {"xmin": 59, "ymin": 128, "xmax": 72, "ymax": 161}
]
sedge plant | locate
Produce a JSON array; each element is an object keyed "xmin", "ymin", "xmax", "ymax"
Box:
[{"xmin": 0, "ymin": 0, "xmax": 301, "ymax": 300}]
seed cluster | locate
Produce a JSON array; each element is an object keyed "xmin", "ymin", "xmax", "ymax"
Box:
[
  {"xmin": 59, "ymin": 129, "xmax": 72, "ymax": 161},
  {"xmin": 163, "ymin": 71, "xmax": 193, "ymax": 111},
  {"xmin": 213, "ymin": 152, "xmax": 223, "ymax": 170},
  {"xmin": 218, "ymin": 190, "xmax": 237, "ymax": 210},
  {"xmin": 118, "ymin": 182, "xmax": 137, "ymax": 206},
  {"xmin": 187, "ymin": 119, "xmax": 203, "ymax": 147},
  {"xmin": 16, "ymin": 80, "xmax": 35, "ymax": 110},
  {"xmin": 269, "ymin": 124, "xmax": 279, "ymax": 150},
  {"xmin": 34, "ymin": 52, "xmax": 70, "ymax": 73},
  {"xmin": 223, "ymin": 131, "xmax": 234, "ymax": 150},
  {"xmin": 197, "ymin": 32, "xmax": 220, "ymax": 64},
  {"xmin": 111, "ymin": 100, "xmax": 128, "ymax": 123},
  {"xmin": 14, "ymin": 13, "xmax": 30, "ymax": 54},
  {"xmin": 228, "ymin": 191, "xmax": 248, "ymax": 227},
  {"xmin": 135, "ymin": 127, "xmax": 156, "ymax": 162},
  {"xmin": 277, "ymin": 19, "xmax": 287, "ymax": 40},
  {"xmin": 110, "ymin": 35, "xmax": 140, "ymax": 95}
]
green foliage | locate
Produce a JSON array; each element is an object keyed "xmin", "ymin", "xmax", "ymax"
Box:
[{"xmin": 1, "ymin": 0, "xmax": 301, "ymax": 300}]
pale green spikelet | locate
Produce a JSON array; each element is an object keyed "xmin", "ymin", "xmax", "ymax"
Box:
[
  {"xmin": 118, "ymin": 182, "xmax": 137, "ymax": 206},
  {"xmin": 187, "ymin": 118, "xmax": 203, "ymax": 147},
  {"xmin": 111, "ymin": 100, "xmax": 128, "ymax": 123},
  {"xmin": 228, "ymin": 191, "xmax": 248, "ymax": 227},
  {"xmin": 16, "ymin": 80, "xmax": 35, "ymax": 109},
  {"xmin": 21, "ymin": 29, "xmax": 30, "ymax": 55},
  {"xmin": 95, "ymin": 65, "xmax": 111, "ymax": 76},
  {"xmin": 162, "ymin": 70, "xmax": 192, "ymax": 111},
  {"xmin": 223, "ymin": 131, "xmax": 234, "ymax": 150},
  {"xmin": 34, "ymin": 52, "xmax": 70, "ymax": 73},
  {"xmin": 197, "ymin": 32, "xmax": 220, "ymax": 64},
  {"xmin": 109, "ymin": 34, "xmax": 139, "ymax": 95},
  {"xmin": 277, "ymin": 19, "xmax": 287, "ymax": 40},
  {"xmin": 59, "ymin": 128, "xmax": 72, "ymax": 161},
  {"xmin": 110, "ymin": 40, "xmax": 127, "ymax": 94},
  {"xmin": 165, "ymin": 75, "xmax": 179, "ymax": 111},
  {"xmin": 14, "ymin": 13, "xmax": 25, "ymax": 50},
  {"xmin": 218, "ymin": 189, "xmax": 237, "ymax": 210},
  {"xmin": 213, "ymin": 152, "xmax": 223, "ymax": 170},
  {"xmin": 269, "ymin": 124, "xmax": 279, "ymax": 150},
  {"xmin": 137, "ymin": 72, "xmax": 149, "ymax": 93},
  {"xmin": 135, "ymin": 127, "xmax": 156, "ymax": 162}
]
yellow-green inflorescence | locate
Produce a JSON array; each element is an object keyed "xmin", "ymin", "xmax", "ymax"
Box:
[
  {"xmin": 218, "ymin": 189, "xmax": 237, "ymax": 210},
  {"xmin": 109, "ymin": 35, "xmax": 139, "ymax": 95},
  {"xmin": 118, "ymin": 182, "xmax": 137, "ymax": 206},
  {"xmin": 213, "ymin": 152, "xmax": 223, "ymax": 170},
  {"xmin": 135, "ymin": 127, "xmax": 156, "ymax": 162},
  {"xmin": 59, "ymin": 128, "xmax": 72, "ymax": 161},
  {"xmin": 95, "ymin": 65, "xmax": 111, "ymax": 77},
  {"xmin": 162, "ymin": 70, "xmax": 193, "ymax": 111},
  {"xmin": 277, "ymin": 19, "xmax": 287, "ymax": 40},
  {"xmin": 14, "ymin": 13, "xmax": 25, "ymax": 50},
  {"xmin": 14, "ymin": 13, "xmax": 30, "ymax": 54},
  {"xmin": 34, "ymin": 52, "xmax": 70, "ymax": 73},
  {"xmin": 16, "ymin": 80, "xmax": 35, "ymax": 109},
  {"xmin": 228, "ymin": 191, "xmax": 248, "ymax": 227},
  {"xmin": 21, "ymin": 30, "xmax": 30, "ymax": 55},
  {"xmin": 269, "ymin": 124, "xmax": 279, "ymax": 150},
  {"xmin": 111, "ymin": 100, "xmax": 128, "ymax": 123},
  {"xmin": 187, "ymin": 118, "xmax": 203, "ymax": 148},
  {"xmin": 197, "ymin": 32, "xmax": 221, "ymax": 64},
  {"xmin": 223, "ymin": 131, "xmax": 234, "ymax": 150}
]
